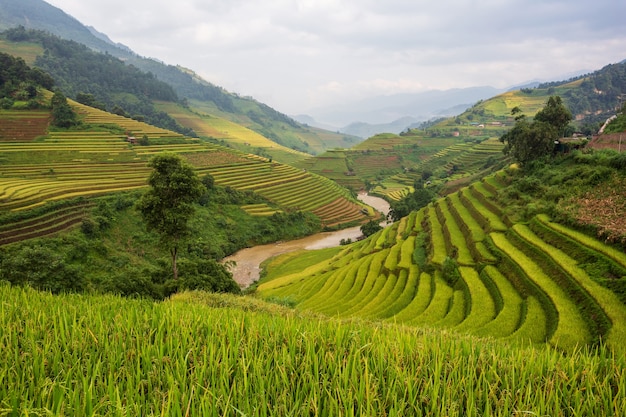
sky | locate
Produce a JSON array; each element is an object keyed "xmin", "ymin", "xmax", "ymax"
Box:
[{"xmin": 45, "ymin": 0, "xmax": 626, "ymax": 117}]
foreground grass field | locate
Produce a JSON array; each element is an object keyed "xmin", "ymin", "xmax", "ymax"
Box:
[{"xmin": 2, "ymin": 284, "xmax": 624, "ymax": 416}]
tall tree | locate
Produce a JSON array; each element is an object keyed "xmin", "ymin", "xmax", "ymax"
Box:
[
  {"xmin": 500, "ymin": 96, "xmax": 572, "ymax": 165},
  {"xmin": 533, "ymin": 96, "xmax": 573, "ymax": 136},
  {"xmin": 136, "ymin": 153, "xmax": 205, "ymax": 280}
]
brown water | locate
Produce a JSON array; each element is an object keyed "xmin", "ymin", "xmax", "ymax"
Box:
[{"xmin": 224, "ymin": 193, "xmax": 390, "ymax": 288}]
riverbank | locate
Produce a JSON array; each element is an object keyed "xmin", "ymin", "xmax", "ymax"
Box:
[{"xmin": 224, "ymin": 193, "xmax": 390, "ymax": 288}]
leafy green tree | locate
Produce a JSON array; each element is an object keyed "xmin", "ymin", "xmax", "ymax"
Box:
[
  {"xmin": 388, "ymin": 181, "xmax": 436, "ymax": 222},
  {"xmin": 500, "ymin": 96, "xmax": 572, "ymax": 165},
  {"xmin": 50, "ymin": 91, "xmax": 78, "ymax": 128},
  {"xmin": 534, "ymin": 96, "xmax": 573, "ymax": 135},
  {"xmin": 361, "ymin": 220, "xmax": 382, "ymax": 237},
  {"xmin": 136, "ymin": 153, "xmax": 205, "ymax": 280},
  {"xmin": 0, "ymin": 244, "xmax": 85, "ymax": 293}
]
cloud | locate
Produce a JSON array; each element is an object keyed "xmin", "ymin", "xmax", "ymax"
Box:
[{"xmin": 45, "ymin": 0, "xmax": 626, "ymax": 114}]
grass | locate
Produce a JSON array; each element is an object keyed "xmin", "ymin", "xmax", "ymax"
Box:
[
  {"xmin": 455, "ymin": 266, "xmax": 496, "ymax": 331},
  {"xmin": 536, "ymin": 214, "xmax": 626, "ymax": 270},
  {"xmin": 388, "ymin": 269, "xmax": 430, "ymax": 322},
  {"xmin": 409, "ymin": 272, "xmax": 454, "ymax": 325},
  {"xmin": 427, "ymin": 206, "xmax": 448, "ymax": 266},
  {"xmin": 438, "ymin": 200, "xmax": 475, "ymax": 266},
  {"xmin": 473, "ymin": 266, "xmax": 524, "ymax": 338},
  {"xmin": 2, "ymin": 284, "xmax": 625, "ymax": 416}
]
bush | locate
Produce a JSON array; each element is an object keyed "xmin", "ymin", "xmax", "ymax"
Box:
[
  {"xmin": 441, "ymin": 256, "xmax": 461, "ymax": 286},
  {"xmin": 175, "ymin": 258, "xmax": 241, "ymax": 295},
  {"xmin": 104, "ymin": 266, "xmax": 162, "ymax": 299},
  {"xmin": 0, "ymin": 97, "xmax": 14, "ymax": 109},
  {"xmin": 0, "ymin": 244, "xmax": 85, "ymax": 294},
  {"xmin": 361, "ymin": 220, "xmax": 382, "ymax": 237}
]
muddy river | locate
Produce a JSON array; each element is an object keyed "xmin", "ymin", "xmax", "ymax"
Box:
[{"xmin": 224, "ymin": 193, "xmax": 391, "ymax": 288}]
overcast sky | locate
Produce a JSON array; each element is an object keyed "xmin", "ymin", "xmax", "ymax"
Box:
[{"xmin": 45, "ymin": 0, "xmax": 626, "ymax": 116}]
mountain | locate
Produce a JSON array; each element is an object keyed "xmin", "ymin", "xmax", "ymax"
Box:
[
  {"xmin": 305, "ymin": 86, "xmax": 504, "ymax": 128},
  {"xmin": 339, "ymin": 117, "xmax": 421, "ymax": 138},
  {"xmin": 425, "ymin": 60, "xmax": 626, "ymax": 136},
  {"xmin": 0, "ymin": 0, "xmax": 357, "ymax": 155}
]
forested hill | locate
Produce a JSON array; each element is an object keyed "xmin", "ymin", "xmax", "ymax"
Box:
[
  {"xmin": 422, "ymin": 60, "xmax": 626, "ymax": 137},
  {"xmin": 0, "ymin": 0, "xmax": 357, "ymax": 154},
  {"xmin": 1, "ymin": 27, "xmax": 194, "ymax": 136}
]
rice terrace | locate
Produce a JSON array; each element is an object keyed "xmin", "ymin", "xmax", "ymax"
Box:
[{"xmin": 1, "ymin": 4, "xmax": 626, "ymax": 416}]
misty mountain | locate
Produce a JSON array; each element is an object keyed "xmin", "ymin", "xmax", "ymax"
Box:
[
  {"xmin": 306, "ymin": 86, "xmax": 504, "ymax": 128},
  {"xmin": 0, "ymin": 0, "xmax": 359, "ymax": 153},
  {"xmin": 297, "ymin": 101, "xmax": 476, "ymax": 138}
]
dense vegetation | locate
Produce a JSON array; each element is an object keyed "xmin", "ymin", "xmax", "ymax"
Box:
[
  {"xmin": 541, "ymin": 62, "xmax": 626, "ymax": 124},
  {"xmin": 2, "ymin": 284, "xmax": 624, "ymax": 416},
  {"xmin": 603, "ymin": 102, "xmax": 626, "ymax": 134},
  {"xmin": 0, "ymin": 50, "xmax": 53, "ymax": 108},
  {"xmin": 500, "ymin": 96, "xmax": 573, "ymax": 165},
  {"xmin": 0, "ymin": 178, "xmax": 321, "ymax": 299},
  {"xmin": 1, "ymin": 27, "xmax": 195, "ymax": 136}
]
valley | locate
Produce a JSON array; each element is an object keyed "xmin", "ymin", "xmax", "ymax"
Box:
[{"xmin": 1, "ymin": 4, "xmax": 626, "ymax": 415}]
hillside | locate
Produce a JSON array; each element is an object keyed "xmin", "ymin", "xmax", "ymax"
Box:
[
  {"xmin": 0, "ymin": 100, "xmax": 370, "ymax": 224},
  {"xmin": 0, "ymin": 0, "xmax": 358, "ymax": 156},
  {"xmin": 427, "ymin": 61, "xmax": 626, "ymax": 136},
  {"xmin": 258, "ymin": 152, "xmax": 626, "ymax": 352},
  {"xmin": 294, "ymin": 130, "xmax": 507, "ymax": 201}
]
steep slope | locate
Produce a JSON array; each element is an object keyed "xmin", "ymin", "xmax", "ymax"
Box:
[
  {"xmin": 0, "ymin": 0, "xmax": 357, "ymax": 154},
  {"xmin": 428, "ymin": 61, "xmax": 626, "ymax": 135},
  {"xmin": 0, "ymin": 99, "xmax": 371, "ymax": 231},
  {"xmin": 258, "ymin": 161, "xmax": 626, "ymax": 352}
]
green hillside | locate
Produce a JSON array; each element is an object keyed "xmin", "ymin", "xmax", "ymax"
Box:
[
  {"xmin": 258, "ymin": 152, "xmax": 626, "ymax": 352},
  {"xmin": 429, "ymin": 62, "xmax": 626, "ymax": 135},
  {"xmin": 0, "ymin": 4, "xmax": 359, "ymax": 156},
  {"xmin": 0, "ymin": 101, "xmax": 370, "ymax": 224},
  {"xmin": 294, "ymin": 131, "xmax": 506, "ymax": 200}
]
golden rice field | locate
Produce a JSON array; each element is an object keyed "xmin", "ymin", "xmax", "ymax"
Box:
[{"xmin": 0, "ymin": 105, "xmax": 370, "ymax": 244}]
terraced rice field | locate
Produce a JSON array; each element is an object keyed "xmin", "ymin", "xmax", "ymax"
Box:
[
  {"xmin": 258, "ymin": 173, "xmax": 626, "ymax": 351},
  {"xmin": 0, "ymin": 105, "xmax": 370, "ymax": 244},
  {"xmin": 0, "ymin": 201, "xmax": 94, "ymax": 245},
  {"xmin": 373, "ymin": 138, "xmax": 505, "ymax": 201},
  {"xmin": 0, "ymin": 110, "xmax": 51, "ymax": 141}
]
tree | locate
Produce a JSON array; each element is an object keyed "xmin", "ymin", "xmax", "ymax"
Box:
[
  {"xmin": 50, "ymin": 91, "xmax": 78, "ymax": 128},
  {"xmin": 136, "ymin": 153, "xmax": 205, "ymax": 280},
  {"xmin": 500, "ymin": 96, "xmax": 572, "ymax": 165},
  {"xmin": 534, "ymin": 96, "xmax": 573, "ymax": 136},
  {"xmin": 361, "ymin": 220, "xmax": 382, "ymax": 237},
  {"xmin": 388, "ymin": 180, "xmax": 435, "ymax": 222}
]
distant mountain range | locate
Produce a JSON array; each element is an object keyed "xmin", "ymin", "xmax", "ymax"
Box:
[
  {"xmin": 0, "ymin": 0, "xmax": 613, "ymax": 142},
  {"xmin": 296, "ymin": 74, "xmax": 593, "ymax": 138},
  {"xmin": 0, "ymin": 0, "xmax": 360, "ymax": 154}
]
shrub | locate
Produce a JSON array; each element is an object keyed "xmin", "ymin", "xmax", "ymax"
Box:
[
  {"xmin": 441, "ymin": 256, "xmax": 461, "ymax": 286},
  {"xmin": 0, "ymin": 243, "xmax": 85, "ymax": 294},
  {"xmin": 176, "ymin": 258, "xmax": 241, "ymax": 295}
]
